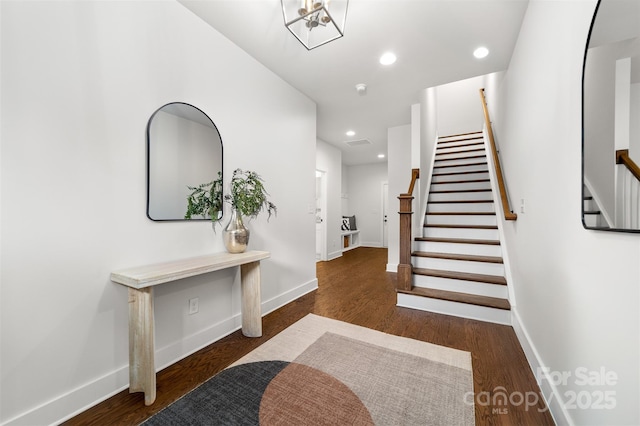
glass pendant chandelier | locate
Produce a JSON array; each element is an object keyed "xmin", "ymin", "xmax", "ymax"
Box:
[{"xmin": 281, "ymin": 0, "xmax": 349, "ymax": 50}]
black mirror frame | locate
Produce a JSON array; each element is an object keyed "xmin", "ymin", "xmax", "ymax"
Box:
[
  {"xmin": 581, "ymin": 0, "xmax": 640, "ymax": 233},
  {"xmin": 145, "ymin": 102, "xmax": 224, "ymax": 222}
]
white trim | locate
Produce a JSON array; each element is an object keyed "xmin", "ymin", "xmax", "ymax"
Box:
[
  {"xmin": 327, "ymin": 250, "xmax": 342, "ymax": 261},
  {"xmin": 482, "ymin": 126, "xmax": 517, "ymax": 309},
  {"xmin": 419, "ymin": 133, "xmax": 440, "ymax": 237},
  {"xmin": 386, "ymin": 263, "xmax": 398, "ymax": 272},
  {"xmin": 3, "ymin": 279, "xmax": 318, "ymax": 426},
  {"xmin": 511, "ymin": 308, "xmax": 573, "ymax": 426}
]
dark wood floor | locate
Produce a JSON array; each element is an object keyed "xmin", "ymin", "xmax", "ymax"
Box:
[{"xmin": 65, "ymin": 247, "xmax": 554, "ymax": 425}]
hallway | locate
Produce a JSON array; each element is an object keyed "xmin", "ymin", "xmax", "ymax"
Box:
[{"xmin": 66, "ymin": 247, "xmax": 553, "ymax": 425}]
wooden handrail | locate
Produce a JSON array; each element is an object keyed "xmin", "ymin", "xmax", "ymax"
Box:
[
  {"xmin": 479, "ymin": 89, "xmax": 517, "ymax": 221},
  {"xmin": 403, "ymin": 168, "xmax": 420, "ymax": 195},
  {"xmin": 615, "ymin": 149, "xmax": 640, "ymax": 182},
  {"xmin": 397, "ymin": 168, "xmax": 420, "ymax": 291}
]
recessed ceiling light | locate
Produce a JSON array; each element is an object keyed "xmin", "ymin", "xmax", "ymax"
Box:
[
  {"xmin": 473, "ymin": 47, "xmax": 489, "ymax": 59},
  {"xmin": 346, "ymin": 130, "xmax": 355, "ymax": 136},
  {"xmin": 378, "ymin": 154, "xmax": 385, "ymax": 159},
  {"xmin": 379, "ymin": 52, "xmax": 397, "ymax": 65}
]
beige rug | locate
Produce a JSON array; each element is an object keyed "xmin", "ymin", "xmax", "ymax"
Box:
[{"xmin": 143, "ymin": 314, "xmax": 474, "ymax": 425}]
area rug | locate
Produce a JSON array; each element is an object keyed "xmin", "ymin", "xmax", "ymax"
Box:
[{"xmin": 142, "ymin": 314, "xmax": 474, "ymax": 425}]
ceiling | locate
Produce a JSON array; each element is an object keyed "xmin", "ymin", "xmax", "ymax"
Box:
[{"xmin": 178, "ymin": 0, "xmax": 530, "ymax": 165}]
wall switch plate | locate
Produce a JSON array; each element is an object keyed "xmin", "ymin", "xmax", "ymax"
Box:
[
  {"xmin": 520, "ymin": 199, "xmax": 525, "ymax": 214},
  {"xmin": 189, "ymin": 298, "xmax": 199, "ymax": 315}
]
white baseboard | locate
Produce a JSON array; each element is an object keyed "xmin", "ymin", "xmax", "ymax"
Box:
[
  {"xmin": 511, "ymin": 308, "xmax": 573, "ymax": 426},
  {"xmin": 362, "ymin": 242, "xmax": 383, "ymax": 248},
  {"xmin": 327, "ymin": 250, "xmax": 342, "ymax": 261},
  {"xmin": 4, "ymin": 279, "xmax": 319, "ymax": 426},
  {"xmin": 386, "ymin": 263, "xmax": 398, "ymax": 273}
]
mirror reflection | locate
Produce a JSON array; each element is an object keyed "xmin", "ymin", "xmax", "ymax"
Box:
[
  {"xmin": 146, "ymin": 102, "xmax": 223, "ymax": 221},
  {"xmin": 583, "ymin": 0, "xmax": 640, "ymax": 232}
]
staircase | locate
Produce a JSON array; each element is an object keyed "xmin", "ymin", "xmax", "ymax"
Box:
[
  {"xmin": 396, "ymin": 131, "xmax": 511, "ymax": 325},
  {"xmin": 583, "ymin": 185, "xmax": 609, "ymax": 229}
]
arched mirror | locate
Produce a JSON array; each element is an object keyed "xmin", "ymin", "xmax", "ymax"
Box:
[
  {"xmin": 582, "ymin": 0, "xmax": 640, "ymax": 232},
  {"xmin": 146, "ymin": 102, "xmax": 223, "ymax": 221}
]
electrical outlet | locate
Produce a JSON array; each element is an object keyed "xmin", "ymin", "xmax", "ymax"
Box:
[{"xmin": 188, "ymin": 298, "xmax": 199, "ymax": 315}]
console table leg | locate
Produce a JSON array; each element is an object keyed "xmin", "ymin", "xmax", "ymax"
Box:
[
  {"xmin": 128, "ymin": 287, "xmax": 156, "ymax": 405},
  {"xmin": 240, "ymin": 261, "xmax": 262, "ymax": 337}
]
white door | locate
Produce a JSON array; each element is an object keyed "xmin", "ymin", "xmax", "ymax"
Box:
[
  {"xmin": 316, "ymin": 170, "xmax": 327, "ymax": 261},
  {"xmin": 382, "ymin": 182, "xmax": 389, "ymax": 247}
]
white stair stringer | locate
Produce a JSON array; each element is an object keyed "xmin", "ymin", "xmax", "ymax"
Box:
[{"xmin": 399, "ymin": 131, "xmax": 512, "ymax": 325}]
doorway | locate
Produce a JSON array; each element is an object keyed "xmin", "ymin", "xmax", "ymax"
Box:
[
  {"xmin": 316, "ymin": 170, "xmax": 327, "ymax": 261},
  {"xmin": 382, "ymin": 182, "xmax": 388, "ymax": 248}
]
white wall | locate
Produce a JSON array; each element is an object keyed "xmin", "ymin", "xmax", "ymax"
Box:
[
  {"xmin": 436, "ymin": 76, "xmax": 486, "ymax": 137},
  {"xmin": 316, "ymin": 139, "xmax": 343, "ymax": 260},
  {"xmin": 344, "ymin": 163, "xmax": 388, "ymax": 247},
  {"xmin": 0, "ymin": 1, "xmax": 317, "ymax": 424},
  {"xmin": 631, "ymin": 82, "xmax": 640, "ymax": 161},
  {"xmin": 386, "ymin": 125, "xmax": 412, "ymax": 271},
  {"xmin": 495, "ymin": 1, "xmax": 640, "ymax": 424}
]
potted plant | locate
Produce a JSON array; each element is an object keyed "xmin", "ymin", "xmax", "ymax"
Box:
[
  {"xmin": 185, "ymin": 169, "xmax": 276, "ymax": 253},
  {"xmin": 184, "ymin": 171, "xmax": 224, "ymax": 221}
]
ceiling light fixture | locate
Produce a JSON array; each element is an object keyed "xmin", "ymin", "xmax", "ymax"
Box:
[
  {"xmin": 355, "ymin": 83, "xmax": 367, "ymax": 95},
  {"xmin": 379, "ymin": 52, "xmax": 397, "ymax": 65},
  {"xmin": 473, "ymin": 47, "xmax": 489, "ymax": 59},
  {"xmin": 346, "ymin": 130, "xmax": 355, "ymax": 136},
  {"xmin": 378, "ymin": 154, "xmax": 386, "ymax": 159},
  {"xmin": 281, "ymin": 0, "xmax": 349, "ymax": 50}
]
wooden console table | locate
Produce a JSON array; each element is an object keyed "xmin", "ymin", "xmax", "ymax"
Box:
[{"xmin": 111, "ymin": 250, "xmax": 270, "ymax": 405}]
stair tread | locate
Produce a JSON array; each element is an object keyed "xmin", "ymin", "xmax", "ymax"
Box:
[
  {"xmin": 434, "ymin": 161, "xmax": 488, "ymax": 169},
  {"xmin": 431, "ymin": 178, "xmax": 490, "ymax": 185},
  {"xmin": 413, "ymin": 267, "xmax": 507, "ymax": 285},
  {"xmin": 438, "ymin": 135, "xmax": 483, "ymax": 144},
  {"xmin": 429, "ymin": 200, "xmax": 494, "ymax": 204},
  {"xmin": 426, "ymin": 212, "xmax": 496, "ymax": 216},
  {"xmin": 435, "ymin": 147, "xmax": 486, "ymax": 156},
  {"xmin": 436, "ymin": 141, "xmax": 484, "ymax": 151},
  {"xmin": 415, "ymin": 236, "xmax": 501, "ymax": 245},
  {"xmin": 424, "ymin": 224, "xmax": 498, "ymax": 230},
  {"xmin": 435, "ymin": 154, "xmax": 486, "ymax": 162},
  {"xmin": 432, "ymin": 170, "xmax": 489, "ymax": 177},
  {"xmin": 413, "ymin": 251, "xmax": 504, "ymax": 264},
  {"xmin": 430, "ymin": 188, "xmax": 492, "ymax": 194},
  {"xmin": 584, "ymin": 210, "xmax": 601, "ymax": 215},
  {"xmin": 439, "ymin": 131, "xmax": 483, "ymax": 139},
  {"xmin": 399, "ymin": 287, "xmax": 511, "ymax": 310}
]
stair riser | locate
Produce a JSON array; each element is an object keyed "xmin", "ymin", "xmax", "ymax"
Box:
[
  {"xmin": 397, "ymin": 293, "xmax": 511, "ymax": 325},
  {"xmin": 425, "ymin": 214, "xmax": 497, "ymax": 226},
  {"xmin": 435, "ymin": 150, "xmax": 486, "ymax": 161},
  {"xmin": 414, "ymin": 240, "xmax": 502, "ymax": 257},
  {"xmin": 429, "ymin": 191, "xmax": 493, "ymax": 202},
  {"xmin": 584, "ymin": 214, "xmax": 605, "ymax": 227},
  {"xmin": 412, "ymin": 257, "xmax": 505, "ymax": 277},
  {"xmin": 436, "ymin": 143, "xmax": 484, "ymax": 155},
  {"xmin": 430, "ymin": 181, "xmax": 492, "ymax": 192},
  {"xmin": 423, "ymin": 226, "xmax": 499, "ymax": 240},
  {"xmin": 433, "ymin": 164, "xmax": 488, "ymax": 174},
  {"xmin": 428, "ymin": 202, "xmax": 495, "ymax": 213},
  {"xmin": 438, "ymin": 136, "xmax": 483, "ymax": 146},
  {"xmin": 412, "ymin": 274, "xmax": 508, "ymax": 298},
  {"xmin": 434, "ymin": 157, "xmax": 487, "ymax": 168},
  {"xmin": 431, "ymin": 172, "xmax": 489, "ymax": 183}
]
